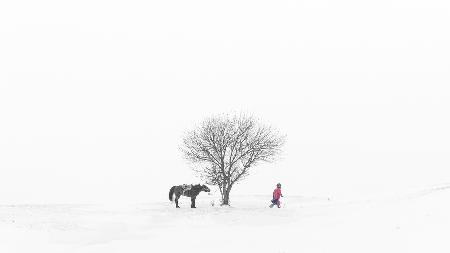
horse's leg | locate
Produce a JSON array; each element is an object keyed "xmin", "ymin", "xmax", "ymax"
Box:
[
  {"xmin": 175, "ymin": 195, "xmax": 180, "ymax": 208},
  {"xmin": 191, "ymin": 196, "xmax": 196, "ymax": 208}
]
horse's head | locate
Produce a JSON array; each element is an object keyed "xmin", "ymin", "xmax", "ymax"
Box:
[{"xmin": 201, "ymin": 184, "xmax": 211, "ymax": 193}]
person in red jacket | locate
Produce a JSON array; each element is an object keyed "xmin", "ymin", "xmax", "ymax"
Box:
[{"xmin": 270, "ymin": 183, "xmax": 283, "ymax": 208}]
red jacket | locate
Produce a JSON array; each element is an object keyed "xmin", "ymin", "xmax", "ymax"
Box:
[{"xmin": 273, "ymin": 188, "xmax": 282, "ymax": 200}]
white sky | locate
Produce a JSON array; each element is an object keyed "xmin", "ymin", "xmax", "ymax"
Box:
[{"xmin": 0, "ymin": 0, "xmax": 449, "ymax": 203}]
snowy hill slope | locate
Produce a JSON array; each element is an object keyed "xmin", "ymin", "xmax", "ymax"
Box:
[{"xmin": 1, "ymin": 185, "xmax": 449, "ymax": 253}]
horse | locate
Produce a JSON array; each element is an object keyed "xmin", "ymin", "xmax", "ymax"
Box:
[{"xmin": 169, "ymin": 184, "xmax": 210, "ymax": 208}]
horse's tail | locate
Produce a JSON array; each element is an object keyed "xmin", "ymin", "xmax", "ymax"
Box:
[{"xmin": 169, "ymin": 186, "xmax": 176, "ymax": 201}]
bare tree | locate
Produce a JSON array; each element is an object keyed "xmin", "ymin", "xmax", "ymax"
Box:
[{"xmin": 182, "ymin": 114, "xmax": 285, "ymax": 205}]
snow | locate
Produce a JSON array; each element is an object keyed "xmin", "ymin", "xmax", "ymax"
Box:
[{"xmin": 1, "ymin": 186, "xmax": 449, "ymax": 253}]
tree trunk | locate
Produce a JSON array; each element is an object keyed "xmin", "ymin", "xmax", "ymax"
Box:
[{"xmin": 221, "ymin": 185, "xmax": 232, "ymax": 206}]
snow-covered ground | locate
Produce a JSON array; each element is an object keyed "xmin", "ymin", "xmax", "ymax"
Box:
[{"xmin": 1, "ymin": 185, "xmax": 449, "ymax": 253}]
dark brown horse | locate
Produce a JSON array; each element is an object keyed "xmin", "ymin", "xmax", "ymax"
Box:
[{"xmin": 169, "ymin": 184, "xmax": 210, "ymax": 208}]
